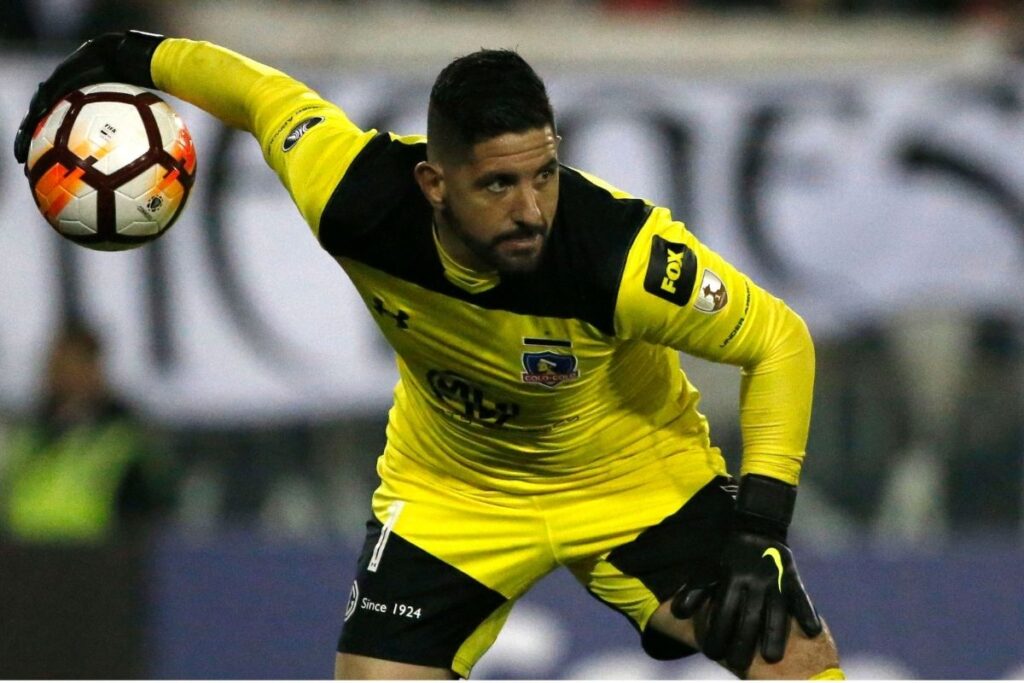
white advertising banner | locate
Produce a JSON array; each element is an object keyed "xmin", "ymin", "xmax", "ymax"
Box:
[{"xmin": 1, "ymin": 56, "xmax": 1023, "ymax": 422}]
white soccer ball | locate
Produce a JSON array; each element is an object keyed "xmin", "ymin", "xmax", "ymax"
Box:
[{"xmin": 25, "ymin": 82, "xmax": 196, "ymax": 251}]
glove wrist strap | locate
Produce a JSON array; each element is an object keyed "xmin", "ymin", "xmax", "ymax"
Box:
[
  {"xmin": 113, "ymin": 30, "xmax": 166, "ymax": 89},
  {"xmin": 733, "ymin": 474, "xmax": 796, "ymax": 541}
]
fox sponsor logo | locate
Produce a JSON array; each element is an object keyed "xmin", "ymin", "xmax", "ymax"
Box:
[
  {"xmin": 522, "ymin": 350, "xmax": 579, "ymax": 388},
  {"xmin": 694, "ymin": 268, "xmax": 728, "ymax": 313},
  {"xmin": 282, "ymin": 116, "xmax": 325, "ymax": 152},
  {"xmin": 643, "ymin": 235, "xmax": 697, "ymax": 306}
]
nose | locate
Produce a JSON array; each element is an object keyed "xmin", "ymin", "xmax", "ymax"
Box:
[{"xmin": 512, "ymin": 185, "xmax": 543, "ymax": 226}]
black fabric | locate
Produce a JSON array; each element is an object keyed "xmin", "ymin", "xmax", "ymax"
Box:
[
  {"xmin": 317, "ymin": 134, "xmax": 653, "ymax": 336},
  {"xmin": 642, "ymin": 235, "xmax": 697, "ymax": 307},
  {"xmin": 338, "ymin": 517, "xmax": 508, "ymax": 670},
  {"xmin": 114, "ymin": 31, "xmax": 165, "ymax": 89},
  {"xmin": 14, "ymin": 31, "xmax": 164, "ymax": 163},
  {"xmin": 734, "ymin": 473, "xmax": 796, "ymax": 540},
  {"xmin": 604, "ymin": 476, "xmax": 736, "ymax": 660}
]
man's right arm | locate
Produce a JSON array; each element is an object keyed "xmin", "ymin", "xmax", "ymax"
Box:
[{"xmin": 150, "ymin": 38, "xmax": 378, "ymax": 236}]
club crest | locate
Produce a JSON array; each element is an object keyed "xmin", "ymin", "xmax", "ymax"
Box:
[{"xmin": 521, "ymin": 351, "xmax": 579, "ymax": 388}]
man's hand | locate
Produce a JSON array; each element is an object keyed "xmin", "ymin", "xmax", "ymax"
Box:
[
  {"xmin": 671, "ymin": 475, "xmax": 822, "ymax": 672},
  {"xmin": 13, "ymin": 30, "xmax": 164, "ymax": 164}
]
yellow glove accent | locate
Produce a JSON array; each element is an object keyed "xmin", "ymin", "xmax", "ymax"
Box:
[{"xmin": 810, "ymin": 666, "xmax": 846, "ymax": 680}]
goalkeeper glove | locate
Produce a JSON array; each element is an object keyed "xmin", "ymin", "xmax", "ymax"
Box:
[
  {"xmin": 671, "ymin": 474, "xmax": 822, "ymax": 672},
  {"xmin": 14, "ymin": 30, "xmax": 165, "ymax": 164}
]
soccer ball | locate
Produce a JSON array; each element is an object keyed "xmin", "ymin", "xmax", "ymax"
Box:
[{"xmin": 25, "ymin": 82, "xmax": 196, "ymax": 251}]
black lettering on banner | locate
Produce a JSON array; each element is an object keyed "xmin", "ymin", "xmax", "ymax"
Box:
[
  {"xmin": 203, "ymin": 125, "xmax": 301, "ymax": 370},
  {"xmin": 56, "ymin": 239, "xmax": 86, "ymax": 331},
  {"xmin": 643, "ymin": 235, "xmax": 697, "ymax": 306},
  {"xmin": 357, "ymin": 78, "xmax": 432, "ymax": 139},
  {"xmin": 555, "ymin": 92, "xmax": 697, "ymax": 225},
  {"xmin": 736, "ymin": 104, "xmax": 793, "ymax": 283},
  {"xmin": 426, "ymin": 370, "xmax": 519, "ymax": 428},
  {"xmin": 899, "ymin": 139, "xmax": 1024, "ymax": 247}
]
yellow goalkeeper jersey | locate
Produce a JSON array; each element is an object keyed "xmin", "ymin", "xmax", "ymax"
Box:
[{"xmin": 151, "ymin": 39, "xmax": 815, "ymax": 494}]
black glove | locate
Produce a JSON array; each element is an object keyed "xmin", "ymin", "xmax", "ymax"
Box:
[
  {"xmin": 671, "ymin": 474, "xmax": 822, "ymax": 672},
  {"xmin": 13, "ymin": 30, "xmax": 166, "ymax": 164}
]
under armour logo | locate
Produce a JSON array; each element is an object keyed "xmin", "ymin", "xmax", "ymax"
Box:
[{"xmin": 372, "ymin": 296, "xmax": 410, "ymax": 329}]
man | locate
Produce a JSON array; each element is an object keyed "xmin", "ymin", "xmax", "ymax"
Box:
[
  {"xmin": 15, "ymin": 32, "xmax": 843, "ymax": 680},
  {"xmin": 0, "ymin": 322, "xmax": 175, "ymax": 541}
]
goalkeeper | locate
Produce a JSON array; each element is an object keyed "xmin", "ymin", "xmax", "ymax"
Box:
[{"xmin": 15, "ymin": 32, "xmax": 843, "ymax": 680}]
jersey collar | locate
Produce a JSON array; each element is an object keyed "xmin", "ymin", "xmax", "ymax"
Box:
[{"xmin": 432, "ymin": 224, "xmax": 501, "ymax": 294}]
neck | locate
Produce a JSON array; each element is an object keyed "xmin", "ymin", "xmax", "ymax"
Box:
[{"xmin": 433, "ymin": 213, "xmax": 492, "ymax": 273}]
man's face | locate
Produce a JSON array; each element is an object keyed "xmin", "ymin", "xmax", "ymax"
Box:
[{"xmin": 435, "ymin": 126, "xmax": 559, "ymax": 274}]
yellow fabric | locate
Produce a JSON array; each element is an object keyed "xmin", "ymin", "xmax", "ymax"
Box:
[
  {"xmin": 615, "ymin": 205, "xmax": 814, "ymax": 484},
  {"xmin": 150, "ymin": 38, "xmax": 376, "ymax": 234},
  {"xmin": 451, "ymin": 601, "xmax": 515, "ymax": 678},
  {"xmin": 149, "ymin": 39, "xmax": 813, "ymax": 489},
  {"xmin": 147, "ymin": 39, "xmax": 820, "ymax": 672},
  {"xmin": 373, "ymin": 443, "xmax": 718, "ymax": 676},
  {"xmin": 433, "ymin": 225, "xmax": 500, "ymax": 293},
  {"xmin": 344, "ymin": 256, "xmax": 728, "ymax": 496},
  {"xmin": 345, "ymin": 205, "xmax": 811, "ymax": 490},
  {"xmin": 810, "ymin": 667, "xmax": 847, "ymax": 680}
]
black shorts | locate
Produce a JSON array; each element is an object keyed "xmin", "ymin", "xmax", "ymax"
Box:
[{"xmin": 338, "ymin": 456, "xmax": 734, "ymax": 676}]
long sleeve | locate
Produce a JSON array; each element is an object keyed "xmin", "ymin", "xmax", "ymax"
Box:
[
  {"xmin": 149, "ymin": 38, "xmax": 377, "ymax": 235},
  {"xmin": 614, "ymin": 204, "xmax": 815, "ymax": 485}
]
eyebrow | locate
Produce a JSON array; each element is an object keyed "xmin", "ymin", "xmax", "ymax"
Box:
[{"xmin": 474, "ymin": 158, "xmax": 559, "ymax": 188}]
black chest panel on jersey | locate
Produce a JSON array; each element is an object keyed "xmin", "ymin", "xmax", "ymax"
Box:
[{"xmin": 317, "ymin": 133, "xmax": 652, "ymax": 336}]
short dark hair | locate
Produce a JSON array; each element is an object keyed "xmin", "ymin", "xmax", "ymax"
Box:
[{"xmin": 427, "ymin": 49, "xmax": 555, "ymax": 162}]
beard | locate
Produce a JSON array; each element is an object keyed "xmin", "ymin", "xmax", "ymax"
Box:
[{"xmin": 440, "ymin": 205, "xmax": 549, "ymax": 274}]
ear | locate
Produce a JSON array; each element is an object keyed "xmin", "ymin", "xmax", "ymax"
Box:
[{"xmin": 414, "ymin": 161, "xmax": 446, "ymax": 210}]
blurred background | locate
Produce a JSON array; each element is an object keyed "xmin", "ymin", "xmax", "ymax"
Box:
[{"xmin": 1, "ymin": 0, "xmax": 1023, "ymax": 679}]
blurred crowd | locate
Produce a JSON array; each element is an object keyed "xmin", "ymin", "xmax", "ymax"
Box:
[
  {"xmin": 0, "ymin": 323, "xmax": 178, "ymax": 544},
  {"xmin": 1, "ymin": 0, "xmax": 1023, "ymax": 46}
]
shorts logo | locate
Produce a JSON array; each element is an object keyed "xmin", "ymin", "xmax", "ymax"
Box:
[
  {"xmin": 694, "ymin": 268, "xmax": 727, "ymax": 313},
  {"xmin": 344, "ymin": 580, "xmax": 359, "ymax": 622},
  {"xmin": 643, "ymin": 235, "xmax": 697, "ymax": 306},
  {"xmin": 282, "ymin": 116, "xmax": 324, "ymax": 152}
]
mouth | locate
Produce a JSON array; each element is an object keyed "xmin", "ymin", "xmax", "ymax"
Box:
[{"xmin": 497, "ymin": 233, "xmax": 543, "ymax": 252}]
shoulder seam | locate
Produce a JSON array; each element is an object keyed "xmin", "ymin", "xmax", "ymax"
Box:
[{"xmin": 609, "ymin": 203, "xmax": 654, "ymax": 338}]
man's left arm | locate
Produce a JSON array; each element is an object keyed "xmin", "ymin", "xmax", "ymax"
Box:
[{"xmin": 614, "ymin": 206, "xmax": 822, "ymax": 671}]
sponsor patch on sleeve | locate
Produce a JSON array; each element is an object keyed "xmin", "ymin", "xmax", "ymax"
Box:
[
  {"xmin": 282, "ymin": 115, "xmax": 325, "ymax": 152},
  {"xmin": 694, "ymin": 268, "xmax": 728, "ymax": 313},
  {"xmin": 643, "ymin": 235, "xmax": 698, "ymax": 306}
]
